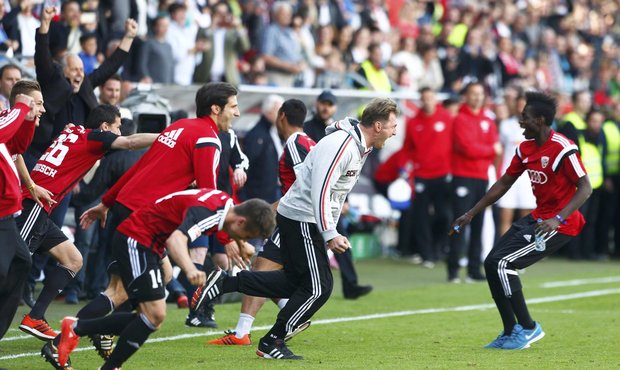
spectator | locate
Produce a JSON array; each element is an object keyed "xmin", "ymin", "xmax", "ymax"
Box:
[
  {"xmin": 456, "ymin": 27, "xmax": 494, "ymax": 86},
  {"xmin": 353, "ymin": 43, "xmax": 392, "ymax": 92},
  {"xmin": 262, "ymin": 2, "xmax": 305, "ymax": 87},
  {"xmin": 0, "ymin": 1, "xmax": 19, "ymax": 56},
  {"xmin": 0, "ymin": 64, "xmax": 21, "ymax": 110},
  {"xmin": 304, "ymin": 90, "xmax": 337, "ymax": 143},
  {"xmin": 3, "ymin": 0, "xmax": 40, "ymax": 63},
  {"xmin": 166, "ymin": 3, "xmax": 198, "ymax": 86},
  {"xmin": 448, "ymin": 82, "xmax": 500, "ymax": 283},
  {"xmin": 48, "ymin": 0, "xmax": 83, "ymax": 57},
  {"xmin": 497, "ymin": 88, "xmax": 535, "ymax": 235},
  {"xmin": 78, "ymin": 33, "xmax": 99, "ymax": 74},
  {"xmin": 565, "ymin": 108, "xmax": 605, "ymax": 260},
  {"xmin": 403, "ymin": 87, "xmax": 453, "ymax": 266},
  {"xmin": 417, "ymin": 43, "xmax": 444, "ymax": 92},
  {"xmin": 239, "ymin": 94, "xmax": 284, "ymax": 203},
  {"xmin": 193, "ymin": 1, "xmax": 250, "ymax": 86},
  {"xmin": 138, "ymin": 16, "xmax": 174, "ymax": 84}
]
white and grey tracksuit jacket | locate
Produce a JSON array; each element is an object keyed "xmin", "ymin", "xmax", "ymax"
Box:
[{"xmin": 277, "ymin": 117, "xmax": 372, "ymax": 242}]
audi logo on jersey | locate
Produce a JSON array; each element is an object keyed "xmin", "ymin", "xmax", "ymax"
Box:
[{"xmin": 527, "ymin": 169, "xmax": 548, "ymax": 184}]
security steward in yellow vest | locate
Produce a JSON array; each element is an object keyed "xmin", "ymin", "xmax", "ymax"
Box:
[
  {"xmin": 559, "ymin": 108, "xmax": 606, "ymax": 259},
  {"xmin": 353, "ymin": 43, "xmax": 392, "ymax": 93},
  {"xmin": 598, "ymin": 113, "xmax": 620, "ymax": 258}
]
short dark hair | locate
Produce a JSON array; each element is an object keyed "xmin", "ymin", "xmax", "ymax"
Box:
[
  {"xmin": 85, "ymin": 104, "xmax": 121, "ymax": 129},
  {"xmin": 525, "ymin": 91, "xmax": 557, "ymax": 126},
  {"xmin": 0, "ymin": 64, "xmax": 21, "ymax": 79},
  {"xmin": 105, "ymin": 74, "xmax": 122, "ymax": 84},
  {"xmin": 195, "ymin": 82, "xmax": 238, "ymax": 118},
  {"xmin": 233, "ymin": 199, "xmax": 276, "ymax": 239},
  {"xmin": 279, "ymin": 99, "xmax": 307, "ymax": 127},
  {"xmin": 418, "ymin": 86, "xmax": 433, "ymax": 95},
  {"xmin": 168, "ymin": 3, "xmax": 187, "ymax": 15},
  {"xmin": 9, "ymin": 79, "xmax": 40, "ymax": 107},
  {"xmin": 571, "ymin": 89, "xmax": 589, "ymax": 103},
  {"xmin": 585, "ymin": 107, "xmax": 605, "ymax": 122},
  {"xmin": 360, "ymin": 98, "xmax": 399, "ymax": 128},
  {"xmin": 79, "ymin": 33, "xmax": 97, "ymax": 45},
  {"xmin": 462, "ymin": 81, "xmax": 484, "ymax": 95}
]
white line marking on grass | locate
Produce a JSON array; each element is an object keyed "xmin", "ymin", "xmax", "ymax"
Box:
[
  {"xmin": 541, "ymin": 276, "xmax": 620, "ymax": 288},
  {"xmin": 2, "ymin": 288, "xmax": 619, "ymax": 361}
]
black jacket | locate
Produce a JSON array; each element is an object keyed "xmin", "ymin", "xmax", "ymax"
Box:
[
  {"xmin": 304, "ymin": 113, "xmax": 329, "ymax": 143},
  {"xmin": 238, "ymin": 116, "xmax": 280, "ymax": 203},
  {"xmin": 217, "ymin": 130, "xmax": 248, "ymax": 195},
  {"xmin": 31, "ymin": 31, "xmax": 128, "ymax": 156}
]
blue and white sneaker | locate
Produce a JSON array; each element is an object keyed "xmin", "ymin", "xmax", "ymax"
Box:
[
  {"xmin": 502, "ymin": 322, "xmax": 545, "ymax": 350},
  {"xmin": 483, "ymin": 331, "xmax": 509, "ymax": 349}
]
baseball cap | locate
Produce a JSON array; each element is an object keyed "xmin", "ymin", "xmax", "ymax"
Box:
[{"xmin": 317, "ymin": 90, "xmax": 337, "ymax": 105}]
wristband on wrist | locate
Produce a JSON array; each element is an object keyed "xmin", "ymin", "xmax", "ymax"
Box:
[
  {"xmin": 27, "ymin": 183, "xmax": 35, "ymax": 192},
  {"xmin": 555, "ymin": 214, "xmax": 567, "ymax": 224}
]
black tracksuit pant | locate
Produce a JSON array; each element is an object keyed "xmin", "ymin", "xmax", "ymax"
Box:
[
  {"xmin": 0, "ymin": 218, "xmax": 32, "ymax": 339},
  {"xmin": 234, "ymin": 213, "xmax": 333, "ymax": 339},
  {"xmin": 448, "ymin": 176, "xmax": 488, "ymax": 279}
]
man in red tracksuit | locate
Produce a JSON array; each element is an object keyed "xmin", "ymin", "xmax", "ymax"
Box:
[
  {"xmin": 0, "ymin": 82, "xmax": 44, "ymax": 339},
  {"xmin": 403, "ymin": 87, "xmax": 453, "ymax": 266},
  {"xmin": 448, "ymin": 82, "xmax": 501, "ymax": 283}
]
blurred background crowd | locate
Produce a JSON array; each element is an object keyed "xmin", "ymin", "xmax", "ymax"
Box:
[{"xmin": 1, "ymin": 0, "xmax": 619, "ymax": 306}]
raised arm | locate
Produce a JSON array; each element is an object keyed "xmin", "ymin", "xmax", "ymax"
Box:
[{"xmin": 88, "ymin": 19, "xmax": 137, "ymax": 87}]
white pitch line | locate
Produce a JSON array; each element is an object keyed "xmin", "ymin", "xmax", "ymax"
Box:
[
  {"xmin": 1, "ymin": 287, "xmax": 619, "ymax": 362},
  {"xmin": 541, "ymin": 276, "xmax": 620, "ymax": 288}
]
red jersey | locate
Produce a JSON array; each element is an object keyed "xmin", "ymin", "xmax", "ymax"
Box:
[
  {"xmin": 117, "ymin": 188, "xmax": 232, "ymax": 257},
  {"xmin": 102, "ymin": 117, "xmax": 220, "ymax": 211},
  {"xmin": 452, "ymin": 105, "xmax": 498, "ymax": 180},
  {"xmin": 280, "ymin": 132, "xmax": 315, "ymax": 195},
  {"xmin": 22, "ymin": 125, "xmax": 117, "ymax": 213},
  {"xmin": 0, "ymin": 103, "xmax": 31, "ymax": 217},
  {"xmin": 505, "ymin": 131, "xmax": 586, "ymax": 236},
  {"xmin": 403, "ymin": 107, "xmax": 453, "ymax": 179}
]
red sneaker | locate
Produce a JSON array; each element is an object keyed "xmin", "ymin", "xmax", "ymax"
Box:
[
  {"xmin": 57, "ymin": 317, "xmax": 80, "ymax": 367},
  {"xmin": 207, "ymin": 330, "xmax": 251, "ymax": 345},
  {"xmin": 176, "ymin": 294, "xmax": 189, "ymax": 308},
  {"xmin": 19, "ymin": 314, "xmax": 58, "ymax": 341}
]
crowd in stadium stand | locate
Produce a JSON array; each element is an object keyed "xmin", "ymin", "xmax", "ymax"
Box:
[{"xmin": 0, "ymin": 0, "xmax": 618, "ymax": 310}]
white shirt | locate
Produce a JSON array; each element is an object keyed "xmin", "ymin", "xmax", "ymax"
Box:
[{"xmin": 210, "ymin": 28, "xmax": 226, "ymax": 81}]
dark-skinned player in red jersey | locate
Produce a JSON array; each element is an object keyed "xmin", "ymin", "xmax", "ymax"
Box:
[
  {"xmin": 55, "ymin": 189, "xmax": 275, "ymax": 370},
  {"xmin": 55, "ymin": 82, "xmax": 241, "ymax": 366},
  {"xmin": 17, "ymin": 104, "xmax": 158, "ymax": 345},
  {"xmin": 207, "ymin": 99, "xmax": 313, "ymax": 346},
  {"xmin": 450, "ymin": 92, "xmax": 592, "ymax": 350}
]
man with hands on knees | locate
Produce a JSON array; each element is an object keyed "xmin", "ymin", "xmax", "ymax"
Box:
[
  {"xmin": 450, "ymin": 92, "xmax": 592, "ymax": 350},
  {"xmin": 192, "ymin": 98, "xmax": 399, "ymax": 360},
  {"xmin": 56, "ymin": 189, "xmax": 275, "ymax": 370}
]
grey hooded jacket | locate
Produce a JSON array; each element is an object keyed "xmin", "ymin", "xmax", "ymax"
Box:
[{"xmin": 277, "ymin": 117, "xmax": 372, "ymax": 242}]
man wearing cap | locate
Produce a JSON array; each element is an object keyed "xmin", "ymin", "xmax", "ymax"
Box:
[
  {"xmin": 303, "ymin": 91, "xmax": 338, "ymax": 142},
  {"xmin": 303, "ymin": 91, "xmax": 373, "ymax": 300}
]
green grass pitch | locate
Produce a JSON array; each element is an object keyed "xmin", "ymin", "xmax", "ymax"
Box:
[{"xmin": 1, "ymin": 258, "xmax": 618, "ymax": 369}]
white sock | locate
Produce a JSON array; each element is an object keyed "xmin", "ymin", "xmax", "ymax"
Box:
[
  {"xmin": 235, "ymin": 313, "xmax": 254, "ymax": 338},
  {"xmin": 277, "ymin": 299, "xmax": 288, "ymax": 309}
]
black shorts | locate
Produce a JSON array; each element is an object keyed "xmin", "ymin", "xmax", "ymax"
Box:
[
  {"xmin": 15, "ymin": 199, "xmax": 68, "ymax": 254},
  {"xmin": 106, "ymin": 202, "xmax": 133, "ymax": 277},
  {"xmin": 112, "ymin": 232, "xmax": 165, "ymax": 304},
  {"xmin": 257, "ymin": 226, "xmax": 282, "ymax": 265}
]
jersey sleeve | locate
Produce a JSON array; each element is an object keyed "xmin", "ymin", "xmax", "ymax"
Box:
[
  {"xmin": 559, "ymin": 152, "xmax": 587, "ymax": 184},
  {"xmin": 0, "ymin": 103, "xmax": 29, "ymax": 144},
  {"xmin": 177, "ymin": 206, "xmax": 221, "ymax": 242},
  {"xmin": 504, "ymin": 147, "xmax": 526, "ymax": 177},
  {"xmin": 5, "ymin": 119, "xmax": 35, "ymax": 154},
  {"xmin": 87, "ymin": 130, "xmax": 119, "ymax": 153},
  {"xmin": 193, "ymin": 136, "xmax": 220, "ymax": 189}
]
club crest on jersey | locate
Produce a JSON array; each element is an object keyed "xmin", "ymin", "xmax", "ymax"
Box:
[
  {"xmin": 541, "ymin": 156, "xmax": 549, "ymax": 168},
  {"xmin": 480, "ymin": 120, "xmax": 490, "ymax": 132}
]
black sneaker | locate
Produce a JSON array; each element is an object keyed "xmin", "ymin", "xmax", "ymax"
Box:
[
  {"xmin": 89, "ymin": 334, "xmax": 114, "ymax": 360},
  {"xmin": 256, "ymin": 339, "xmax": 303, "ymax": 360},
  {"xmin": 191, "ymin": 269, "xmax": 225, "ymax": 312},
  {"xmin": 41, "ymin": 341, "xmax": 73, "ymax": 370},
  {"xmin": 185, "ymin": 309, "xmax": 217, "ymax": 328},
  {"xmin": 344, "ymin": 285, "xmax": 373, "ymax": 300}
]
